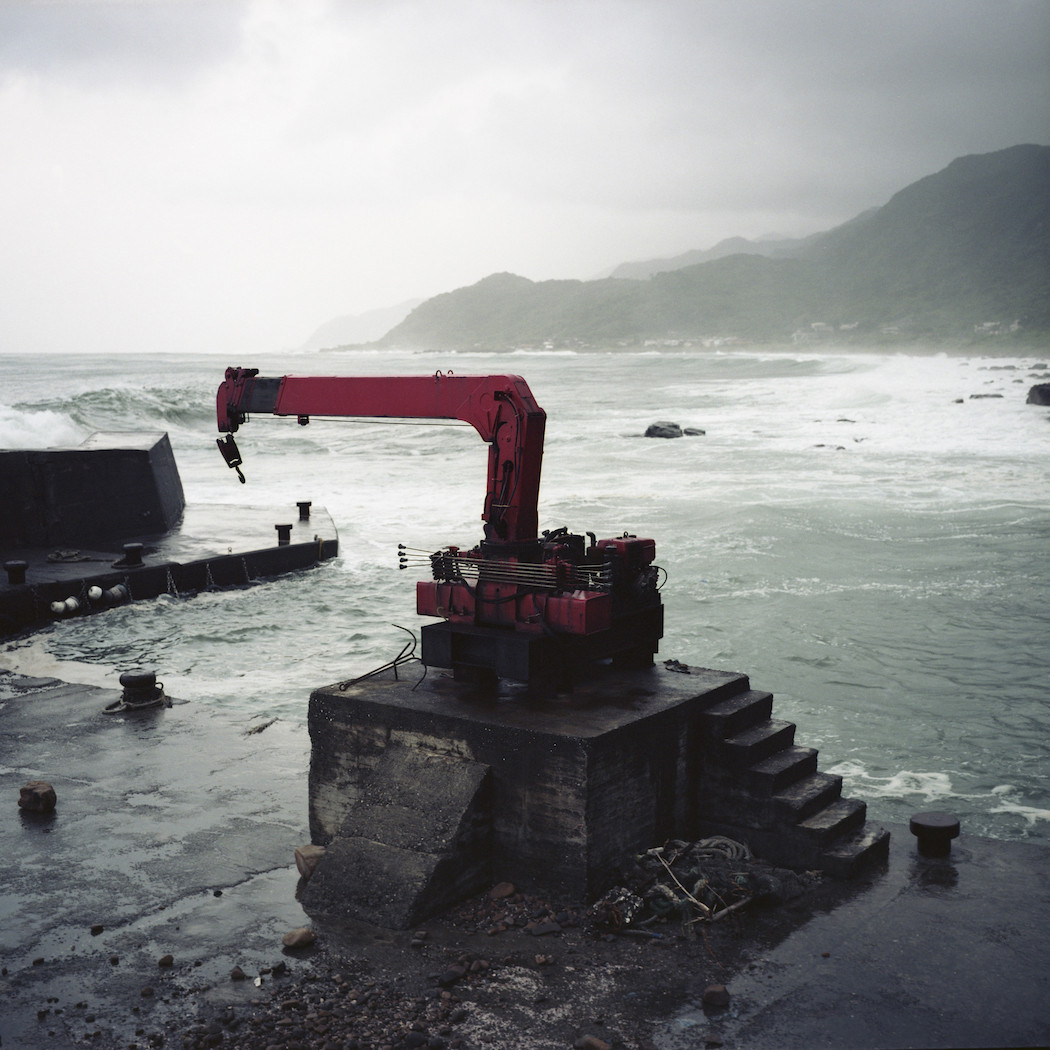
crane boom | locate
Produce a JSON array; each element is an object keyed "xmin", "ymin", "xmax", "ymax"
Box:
[{"xmin": 216, "ymin": 367, "xmax": 545, "ymax": 544}]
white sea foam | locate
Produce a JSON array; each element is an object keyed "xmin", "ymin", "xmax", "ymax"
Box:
[
  {"xmin": 989, "ymin": 785, "xmax": 1050, "ymax": 826},
  {"xmin": 825, "ymin": 761, "xmax": 956, "ymax": 802},
  {"xmin": 0, "ymin": 638, "xmax": 116, "ymax": 688},
  {"xmin": 0, "ymin": 405, "xmax": 84, "ymax": 449}
]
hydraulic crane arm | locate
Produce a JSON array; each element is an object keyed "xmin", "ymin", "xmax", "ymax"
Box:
[{"xmin": 216, "ymin": 367, "xmax": 546, "ymax": 545}]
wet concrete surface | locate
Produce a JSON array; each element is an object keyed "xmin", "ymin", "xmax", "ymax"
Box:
[
  {"xmin": 2, "ymin": 671, "xmax": 1049, "ymax": 1050},
  {"xmin": 651, "ymin": 827, "xmax": 1050, "ymax": 1050},
  {"xmin": 0, "ymin": 671, "xmax": 313, "ymax": 1048}
]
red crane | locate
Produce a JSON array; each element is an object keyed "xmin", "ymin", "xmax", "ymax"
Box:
[{"xmin": 216, "ymin": 367, "xmax": 662, "ymax": 688}]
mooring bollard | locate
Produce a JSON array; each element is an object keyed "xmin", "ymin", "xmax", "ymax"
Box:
[
  {"xmin": 3, "ymin": 559, "xmax": 28, "ymax": 585},
  {"xmin": 910, "ymin": 811, "xmax": 960, "ymax": 857},
  {"xmin": 122, "ymin": 542, "xmax": 144, "ymax": 566},
  {"xmin": 297, "ymin": 501, "xmax": 312, "ymax": 521},
  {"xmin": 275, "ymin": 523, "xmax": 293, "ymax": 545}
]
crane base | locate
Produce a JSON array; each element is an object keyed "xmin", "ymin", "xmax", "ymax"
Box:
[{"xmin": 419, "ymin": 605, "xmax": 664, "ymax": 690}]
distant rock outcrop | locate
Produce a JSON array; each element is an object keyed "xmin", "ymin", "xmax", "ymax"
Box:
[
  {"xmin": 645, "ymin": 422, "xmax": 683, "ymax": 438},
  {"xmin": 644, "ymin": 422, "xmax": 706, "ymax": 438},
  {"xmin": 1027, "ymin": 383, "xmax": 1050, "ymax": 405}
]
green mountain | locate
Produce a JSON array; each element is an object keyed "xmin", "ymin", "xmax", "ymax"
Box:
[{"xmin": 377, "ymin": 145, "xmax": 1050, "ymax": 349}]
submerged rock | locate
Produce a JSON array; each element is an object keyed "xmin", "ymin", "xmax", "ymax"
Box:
[
  {"xmin": 645, "ymin": 421, "xmax": 683, "ymax": 438},
  {"xmin": 1027, "ymin": 383, "xmax": 1050, "ymax": 405},
  {"xmin": 645, "ymin": 421, "xmax": 705, "ymax": 438},
  {"xmin": 18, "ymin": 780, "xmax": 56, "ymax": 813}
]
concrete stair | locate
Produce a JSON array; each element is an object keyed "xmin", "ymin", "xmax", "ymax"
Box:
[{"xmin": 697, "ymin": 686, "xmax": 890, "ymax": 876}]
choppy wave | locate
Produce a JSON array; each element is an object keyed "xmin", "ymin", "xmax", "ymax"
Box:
[
  {"xmin": 2, "ymin": 346, "xmax": 1048, "ymax": 845},
  {"xmin": 21, "ymin": 385, "xmax": 215, "ymax": 436},
  {"xmin": 0, "ymin": 404, "xmax": 85, "ymax": 449},
  {"xmin": 825, "ymin": 761, "xmax": 956, "ymax": 802}
]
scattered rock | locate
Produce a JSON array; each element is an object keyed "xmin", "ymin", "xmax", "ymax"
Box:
[
  {"xmin": 703, "ymin": 983, "xmax": 731, "ymax": 1009},
  {"xmin": 969, "ymin": 393, "xmax": 1003, "ymax": 399},
  {"xmin": 293, "ymin": 843, "xmax": 326, "ymax": 881},
  {"xmin": 18, "ymin": 780, "xmax": 56, "ymax": 813},
  {"xmin": 230, "ymin": 965, "xmax": 247, "ymax": 981},
  {"xmin": 575, "ymin": 1036, "xmax": 612, "ymax": 1050},
  {"xmin": 528, "ymin": 920, "xmax": 562, "ymax": 936},
  {"xmin": 90, "ymin": 924, "xmax": 104, "ymax": 936},
  {"xmin": 437, "ymin": 964, "xmax": 467, "ymax": 987},
  {"xmin": 158, "ymin": 954, "xmax": 174, "ymax": 968},
  {"xmin": 488, "ymin": 881, "xmax": 515, "ymax": 899},
  {"xmin": 1027, "ymin": 383, "xmax": 1050, "ymax": 405},
  {"xmin": 281, "ymin": 927, "xmax": 316, "ymax": 949},
  {"xmin": 683, "ymin": 427, "xmax": 706, "ymax": 436}
]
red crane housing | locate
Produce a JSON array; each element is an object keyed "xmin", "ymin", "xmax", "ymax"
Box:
[{"xmin": 216, "ymin": 367, "xmax": 663, "ymax": 687}]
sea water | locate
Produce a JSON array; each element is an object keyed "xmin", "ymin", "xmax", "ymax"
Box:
[{"xmin": 2, "ymin": 347, "xmax": 1048, "ymax": 844}]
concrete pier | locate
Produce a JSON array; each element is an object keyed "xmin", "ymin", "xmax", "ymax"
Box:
[
  {"xmin": 304, "ymin": 662, "xmax": 889, "ymax": 926},
  {"xmin": 0, "ymin": 432, "xmax": 338, "ymax": 637},
  {"xmin": 1, "ymin": 671, "xmax": 1046, "ymax": 1050}
]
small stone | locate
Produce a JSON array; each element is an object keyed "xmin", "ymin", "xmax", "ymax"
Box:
[
  {"xmin": 294, "ymin": 844, "xmax": 326, "ymax": 881},
  {"xmin": 90, "ymin": 925, "xmax": 104, "ymax": 936},
  {"xmin": 282, "ymin": 927, "xmax": 317, "ymax": 949},
  {"xmin": 437, "ymin": 965, "xmax": 466, "ymax": 987},
  {"xmin": 704, "ymin": 1034, "xmax": 725, "ymax": 1048},
  {"xmin": 158, "ymin": 954, "xmax": 174, "ymax": 968},
  {"xmin": 529, "ymin": 920, "xmax": 562, "ymax": 937},
  {"xmin": 231, "ymin": 965, "xmax": 247, "ymax": 981},
  {"xmin": 140, "ymin": 986, "xmax": 154, "ymax": 997},
  {"xmin": 18, "ymin": 780, "xmax": 57, "ymax": 813},
  {"xmin": 32, "ymin": 956, "xmax": 45, "ymax": 966},
  {"xmin": 574, "ymin": 1037, "xmax": 611, "ymax": 1050},
  {"xmin": 488, "ymin": 882, "xmax": 515, "ymax": 899},
  {"xmin": 702, "ymin": 983, "xmax": 731, "ymax": 1009},
  {"xmin": 109, "ymin": 955, "xmax": 120, "ymax": 966}
]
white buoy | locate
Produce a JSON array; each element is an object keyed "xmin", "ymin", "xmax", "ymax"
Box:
[
  {"xmin": 63, "ymin": 596, "xmax": 80, "ymax": 614},
  {"xmin": 87, "ymin": 585, "xmax": 103, "ymax": 602},
  {"xmin": 50, "ymin": 600, "xmax": 66, "ymax": 616}
]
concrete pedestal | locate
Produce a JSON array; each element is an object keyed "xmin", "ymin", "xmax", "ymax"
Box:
[
  {"xmin": 307, "ymin": 663, "xmax": 748, "ymax": 907},
  {"xmin": 306, "ymin": 659, "xmax": 890, "ymax": 927}
]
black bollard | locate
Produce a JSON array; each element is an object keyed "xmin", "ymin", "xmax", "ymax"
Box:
[
  {"xmin": 910, "ymin": 811, "xmax": 960, "ymax": 857},
  {"xmin": 297, "ymin": 501, "xmax": 312, "ymax": 521},
  {"xmin": 3, "ymin": 560, "xmax": 28, "ymax": 585},
  {"xmin": 275, "ymin": 523, "xmax": 293, "ymax": 546}
]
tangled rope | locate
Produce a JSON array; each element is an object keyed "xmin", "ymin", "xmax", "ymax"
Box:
[{"xmin": 590, "ymin": 835, "xmax": 819, "ymax": 931}]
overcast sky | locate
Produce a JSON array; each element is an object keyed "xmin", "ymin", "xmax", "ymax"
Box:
[{"xmin": 1, "ymin": 0, "xmax": 1047, "ymax": 356}]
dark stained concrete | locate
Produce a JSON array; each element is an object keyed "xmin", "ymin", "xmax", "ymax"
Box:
[
  {"xmin": 1, "ymin": 672, "xmax": 1047, "ymax": 1050},
  {"xmin": 654, "ymin": 827, "xmax": 1050, "ymax": 1050},
  {"xmin": 0, "ymin": 671, "xmax": 313, "ymax": 1049},
  {"xmin": 0, "ymin": 501, "xmax": 338, "ymax": 637}
]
